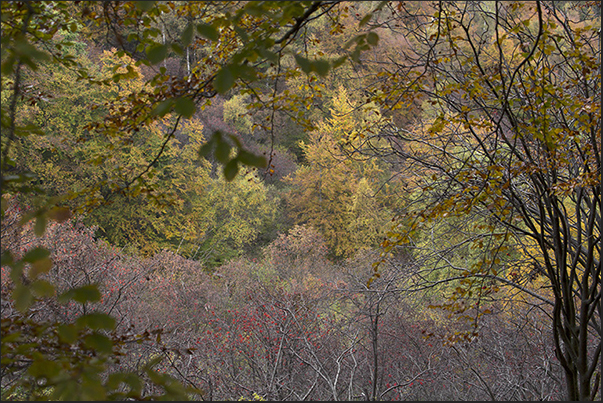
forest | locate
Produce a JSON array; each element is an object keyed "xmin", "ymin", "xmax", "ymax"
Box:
[{"xmin": 0, "ymin": 1, "xmax": 600, "ymax": 401}]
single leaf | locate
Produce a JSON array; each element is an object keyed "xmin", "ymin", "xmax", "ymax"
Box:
[
  {"xmin": 152, "ymin": 99, "xmax": 174, "ymax": 116},
  {"xmin": 429, "ymin": 113, "xmax": 447, "ymax": 134},
  {"xmin": 28, "ymin": 357, "xmax": 60, "ymax": 378},
  {"xmin": 238, "ymin": 150, "xmax": 267, "ymax": 168},
  {"xmin": 135, "ymin": 1, "xmax": 156, "ymax": 11},
  {"xmin": 10, "ymin": 263, "xmax": 24, "ymax": 283},
  {"xmin": 31, "ymin": 257, "xmax": 52, "ymax": 278},
  {"xmin": 367, "ymin": 32, "xmax": 379, "ymax": 46},
  {"xmin": 48, "ymin": 206, "xmax": 71, "ymax": 222},
  {"xmin": 214, "ymin": 66, "xmax": 235, "ymax": 93},
  {"xmin": 294, "ymin": 54, "xmax": 312, "ymax": 74},
  {"xmin": 30, "ymin": 279, "xmax": 55, "ymax": 297},
  {"xmin": 107, "ymin": 372, "xmax": 142, "ymax": 394},
  {"xmin": 146, "ymin": 43, "xmax": 168, "ymax": 65},
  {"xmin": 76, "ymin": 312, "xmax": 116, "ymax": 331},
  {"xmin": 58, "ymin": 284, "xmax": 101, "ymax": 304},
  {"xmin": 170, "ymin": 42, "xmax": 183, "ymax": 56},
  {"xmin": 332, "ymin": 55, "xmax": 348, "ymax": 69},
  {"xmin": 34, "ymin": 215, "xmax": 47, "ymax": 237},
  {"xmin": 256, "ymin": 47, "xmax": 278, "ymax": 63},
  {"xmin": 233, "ymin": 26, "xmax": 249, "ymax": 41},
  {"xmin": 13, "ymin": 38, "xmax": 50, "ymax": 64},
  {"xmin": 58, "ymin": 324, "xmax": 78, "ymax": 344},
  {"xmin": 2, "ymin": 330, "xmax": 21, "ymax": 343},
  {"xmin": 1, "ymin": 250, "xmax": 13, "ymax": 267},
  {"xmin": 22, "ymin": 247, "xmax": 50, "ymax": 263},
  {"xmin": 196, "ymin": 24, "xmax": 218, "ymax": 41},
  {"xmin": 359, "ymin": 13, "xmax": 373, "ymax": 27},
  {"xmin": 13, "ymin": 284, "xmax": 33, "ymax": 312},
  {"xmin": 181, "ymin": 23, "xmax": 194, "ymax": 47},
  {"xmin": 224, "ymin": 159, "xmax": 239, "ymax": 181},
  {"xmin": 174, "ymin": 97, "xmax": 196, "ymax": 118},
  {"xmin": 83, "ymin": 332, "xmax": 114, "ymax": 354},
  {"xmin": 236, "ymin": 63, "xmax": 257, "ymax": 81},
  {"xmin": 312, "ymin": 59, "xmax": 330, "ymax": 77},
  {"xmin": 1, "ymin": 55, "xmax": 16, "ymax": 76},
  {"xmin": 198, "ymin": 140, "xmax": 215, "ymax": 158},
  {"xmin": 215, "ymin": 137, "xmax": 231, "ymax": 163}
]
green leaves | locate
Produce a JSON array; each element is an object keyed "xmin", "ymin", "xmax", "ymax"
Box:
[
  {"xmin": 58, "ymin": 284, "xmax": 101, "ymax": 304},
  {"xmin": 48, "ymin": 206, "xmax": 71, "ymax": 222},
  {"xmin": 28, "ymin": 353, "xmax": 61, "ymax": 378},
  {"xmin": 238, "ymin": 150, "xmax": 267, "ymax": 168},
  {"xmin": 343, "ymin": 31, "xmax": 381, "ymax": 63},
  {"xmin": 152, "ymin": 99, "xmax": 175, "ymax": 116},
  {"xmin": 214, "ymin": 65, "xmax": 236, "ymax": 94},
  {"xmin": 294, "ymin": 54, "xmax": 331, "ymax": 77},
  {"xmin": 213, "ymin": 62, "xmax": 258, "ymax": 94},
  {"xmin": 367, "ymin": 32, "xmax": 379, "ymax": 46},
  {"xmin": 22, "ymin": 247, "xmax": 50, "ymax": 263},
  {"xmin": 146, "ymin": 43, "xmax": 168, "ymax": 64},
  {"xmin": 224, "ymin": 159, "xmax": 240, "ymax": 181},
  {"xmin": 5, "ymin": 38, "xmax": 51, "ymax": 73},
  {"xmin": 174, "ymin": 97, "xmax": 196, "ymax": 118},
  {"xmin": 135, "ymin": 1, "xmax": 156, "ymax": 12},
  {"xmin": 196, "ymin": 23, "xmax": 219, "ymax": 41},
  {"xmin": 429, "ymin": 113, "xmax": 447, "ymax": 135},
  {"xmin": 13, "ymin": 284, "xmax": 34, "ymax": 312},
  {"xmin": 181, "ymin": 23, "xmax": 194, "ymax": 47},
  {"xmin": 152, "ymin": 97, "xmax": 196, "ymax": 118},
  {"xmin": 199, "ymin": 131, "xmax": 267, "ymax": 181},
  {"xmin": 76, "ymin": 313, "xmax": 116, "ymax": 331}
]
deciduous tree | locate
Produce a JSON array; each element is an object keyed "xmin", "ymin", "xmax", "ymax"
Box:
[{"xmin": 360, "ymin": 2, "xmax": 600, "ymax": 400}]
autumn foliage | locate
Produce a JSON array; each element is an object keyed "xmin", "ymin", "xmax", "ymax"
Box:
[{"xmin": 1, "ymin": 1, "xmax": 600, "ymax": 401}]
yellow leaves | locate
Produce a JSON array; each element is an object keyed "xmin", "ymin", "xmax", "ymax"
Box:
[{"xmin": 428, "ymin": 113, "xmax": 447, "ymax": 135}]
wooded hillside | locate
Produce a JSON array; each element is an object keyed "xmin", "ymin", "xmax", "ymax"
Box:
[{"xmin": 1, "ymin": 1, "xmax": 600, "ymax": 401}]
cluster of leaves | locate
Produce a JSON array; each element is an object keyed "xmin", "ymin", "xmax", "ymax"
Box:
[{"xmin": 0, "ymin": 197, "xmax": 201, "ymax": 400}]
